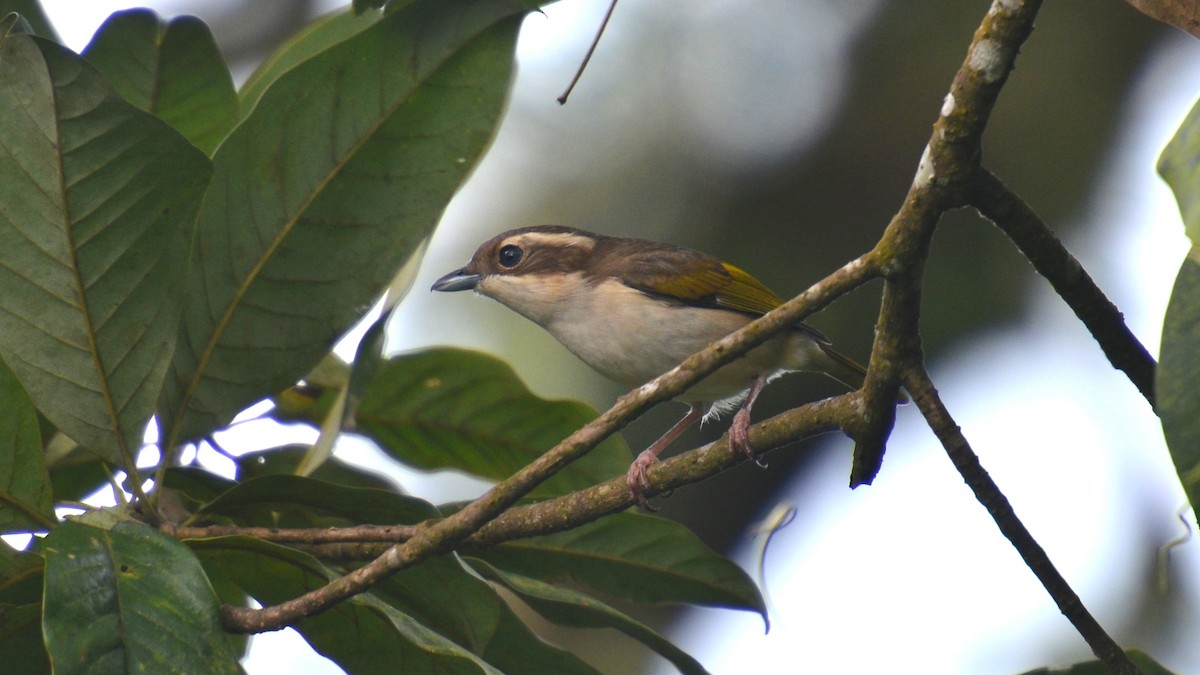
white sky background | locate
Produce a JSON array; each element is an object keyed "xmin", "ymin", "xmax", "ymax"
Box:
[{"xmin": 38, "ymin": 1, "xmax": 1200, "ymax": 673}]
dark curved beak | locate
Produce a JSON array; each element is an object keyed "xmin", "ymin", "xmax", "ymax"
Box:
[{"xmin": 431, "ymin": 268, "xmax": 481, "ymax": 292}]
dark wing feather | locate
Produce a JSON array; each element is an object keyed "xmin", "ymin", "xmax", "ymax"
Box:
[{"xmin": 600, "ymin": 241, "xmax": 833, "ymax": 345}]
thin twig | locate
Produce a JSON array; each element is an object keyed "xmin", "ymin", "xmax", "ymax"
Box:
[
  {"xmin": 903, "ymin": 365, "xmax": 1139, "ymax": 675},
  {"xmin": 557, "ymin": 0, "xmax": 619, "ymax": 105},
  {"xmin": 973, "ymin": 168, "xmax": 1156, "ymax": 407}
]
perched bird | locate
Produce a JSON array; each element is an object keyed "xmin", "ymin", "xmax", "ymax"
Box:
[{"xmin": 432, "ymin": 225, "xmax": 874, "ymax": 506}]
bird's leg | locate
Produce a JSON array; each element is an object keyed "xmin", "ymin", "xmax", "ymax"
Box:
[
  {"xmin": 729, "ymin": 375, "xmax": 767, "ymax": 468},
  {"xmin": 627, "ymin": 403, "xmax": 709, "ymax": 508}
]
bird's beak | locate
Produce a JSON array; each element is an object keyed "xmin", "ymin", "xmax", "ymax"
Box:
[{"xmin": 431, "ymin": 268, "xmax": 481, "ymax": 292}]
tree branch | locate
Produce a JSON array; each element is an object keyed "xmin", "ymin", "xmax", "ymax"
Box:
[
  {"xmin": 218, "ymin": 256, "xmax": 878, "ymax": 633},
  {"xmin": 903, "ymin": 365, "xmax": 1139, "ymax": 675},
  {"xmin": 973, "ymin": 168, "xmax": 1157, "ymax": 406},
  {"xmin": 209, "ymin": 4, "xmax": 1146, "ymax": 672},
  {"xmin": 175, "ymin": 394, "xmax": 854, "ymax": 560}
]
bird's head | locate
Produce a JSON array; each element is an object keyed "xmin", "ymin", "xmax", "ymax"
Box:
[{"xmin": 431, "ymin": 225, "xmax": 603, "ymax": 325}]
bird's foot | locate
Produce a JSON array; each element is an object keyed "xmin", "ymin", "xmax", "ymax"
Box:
[
  {"xmin": 730, "ymin": 408, "xmax": 767, "ymax": 468},
  {"xmin": 627, "ymin": 450, "xmax": 660, "ymax": 510}
]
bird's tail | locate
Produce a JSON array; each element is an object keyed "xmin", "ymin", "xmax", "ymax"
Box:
[{"xmin": 817, "ymin": 344, "xmax": 909, "ymax": 404}]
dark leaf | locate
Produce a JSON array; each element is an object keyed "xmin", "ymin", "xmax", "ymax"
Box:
[
  {"xmin": 237, "ymin": 446, "xmax": 400, "ymax": 492},
  {"xmin": 468, "ymin": 512, "xmax": 767, "ymax": 621},
  {"xmin": 0, "ymin": 358, "xmax": 53, "ymax": 533},
  {"xmin": 159, "ymin": 0, "xmax": 528, "ymax": 449},
  {"xmin": 355, "ymin": 348, "xmax": 630, "ymax": 497},
  {"xmin": 468, "ymin": 557, "xmax": 710, "ymax": 674},
  {"xmin": 482, "ymin": 597, "xmax": 602, "ymax": 675},
  {"xmin": 42, "ymin": 520, "xmax": 239, "ymax": 674},
  {"xmin": 0, "ymin": 32, "xmax": 211, "ymax": 465},
  {"xmin": 191, "ymin": 536, "xmax": 500, "ymax": 674},
  {"xmin": 83, "ymin": 9, "xmax": 238, "ymax": 154},
  {"xmin": 1158, "ymin": 253, "xmax": 1200, "ymax": 520}
]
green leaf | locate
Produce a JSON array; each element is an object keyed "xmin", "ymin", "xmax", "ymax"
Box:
[
  {"xmin": 468, "ymin": 512, "xmax": 767, "ymax": 621},
  {"xmin": 468, "ymin": 557, "xmax": 710, "ymax": 675},
  {"xmin": 1159, "ymin": 251, "xmax": 1200, "ymax": 517},
  {"xmin": 0, "ymin": 33, "xmax": 211, "ymax": 465},
  {"xmin": 236, "ymin": 446, "xmax": 400, "ymax": 492},
  {"xmin": 193, "ymin": 473, "xmax": 436, "ymax": 527},
  {"xmin": 0, "ymin": 540, "xmax": 43, "ymax": 605},
  {"xmin": 191, "ymin": 536, "xmax": 501, "ymax": 675},
  {"xmin": 0, "ymin": 602, "xmax": 48, "ymax": 674},
  {"xmin": 238, "ymin": 7, "xmax": 383, "ymax": 117},
  {"xmin": 160, "ymin": 0, "xmax": 528, "ymax": 450},
  {"xmin": 82, "ymin": 9, "xmax": 238, "ymax": 155},
  {"xmin": 482, "ymin": 599, "xmax": 603, "ymax": 675},
  {"xmin": 162, "ymin": 466, "xmax": 238, "ymax": 509},
  {"xmin": 46, "ymin": 446, "xmax": 108, "ymax": 503},
  {"xmin": 1019, "ymin": 649, "xmax": 1177, "ymax": 674},
  {"xmin": 1160, "ymin": 96, "xmax": 1200, "ymax": 247},
  {"xmin": 355, "ymin": 348, "xmax": 630, "ymax": 497},
  {"xmin": 42, "ymin": 520, "xmax": 239, "ymax": 674},
  {"xmin": 0, "ymin": 358, "xmax": 53, "ymax": 533},
  {"xmin": 367, "ymin": 553, "xmax": 502, "ymax": 656},
  {"xmin": 0, "ymin": 1, "xmax": 59, "ymax": 42}
]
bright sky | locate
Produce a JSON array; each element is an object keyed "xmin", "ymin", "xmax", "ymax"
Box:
[{"xmin": 36, "ymin": 2, "xmax": 1200, "ymax": 674}]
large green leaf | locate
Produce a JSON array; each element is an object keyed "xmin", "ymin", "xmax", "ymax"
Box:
[
  {"xmin": 468, "ymin": 557, "xmax": 710, "ymax": 675},
  {"xmin": 159, "ymin": 0, "xmax": 528, "ymax": 450},
  {"xmin": 1158, "ymin": 109, "xmax": 1200, "ymax": 520},
  {"xmin": 0, "ymin": 358, "xmax": 53, "ymax": 533},
  {"xmin": 355, "ymin": 348, "xmax": 630, "ymax": 497},
  {"xmin": 238, "ymin": 6, "xmax": 384, "ymax": 117},
  {"xmin": 1159, "ymin": 252, "xmax": 1200, "ymax": 516},
  {"xmin": 191, "ymin": 536, "xmax": 501, "ymax": 675},
  {"xmin": 42, "ymin": 520, "xmax": 239, "ymax": 674},
  {"xmin": 0, "ymin": 32, "xmax": 211, "ymax": 465},
  {"xmin": 468, "ymin": 512, "xmax": 767, "ymax": 621},
  {"xmin": 82, "ymin": 9, "xmax": 238, "ymax": 155},
  {"xmin": 1159, "ymin": 95, "xmax": 1200, "ymax": 247}
]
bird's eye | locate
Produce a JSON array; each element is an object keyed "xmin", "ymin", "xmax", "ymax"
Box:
[{"xmin": 498, "ymin": 244, "xmax": 524, "ymax": 268}]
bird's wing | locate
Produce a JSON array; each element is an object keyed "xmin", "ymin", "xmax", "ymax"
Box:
[
  {"xmin": 613, "ymin": 243, "xmax": 833, "ymax": 343},
  {"xmin": 612, "ymin": 244, "xmax": 781, "ymax": 311},
  {"xmin": 714, "ymin": 262, "xmax": 785, "ymax": 315}
]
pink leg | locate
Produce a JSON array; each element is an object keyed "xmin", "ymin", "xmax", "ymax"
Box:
[
  {"xmin": 729, "ymin": 376, "xmax": 767, "ymax": 467},
  {"xmin": 627, "ymin": 404, "xmax": 709, "ymax": 508}
]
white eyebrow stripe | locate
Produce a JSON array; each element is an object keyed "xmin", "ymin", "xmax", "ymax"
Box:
[{"xmin": 506, "ymin": 231, "xmax": 596, "ymax": 250}]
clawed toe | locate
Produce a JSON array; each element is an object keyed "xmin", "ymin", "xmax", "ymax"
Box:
[
  {"xmin": 729, "ymin": 409, "xmax": 766, "ymax": 468},
  {"xmin": 626, "ymin": 450, "xmax": 659, "ymax": 509}
]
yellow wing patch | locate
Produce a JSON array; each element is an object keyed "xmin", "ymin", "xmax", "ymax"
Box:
[{"xmin": 715, "ymin": 263, "xmax": 785, "ymax": 315}]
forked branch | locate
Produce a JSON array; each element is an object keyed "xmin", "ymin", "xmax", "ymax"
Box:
[{"xmin": 213, "ymin": 3, "xmax": 1153, "ymax": 672}]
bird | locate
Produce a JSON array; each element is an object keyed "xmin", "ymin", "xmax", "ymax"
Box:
[{"xmin": 432, "ymin": 225, "xmax": 878, "ymax": 506}]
